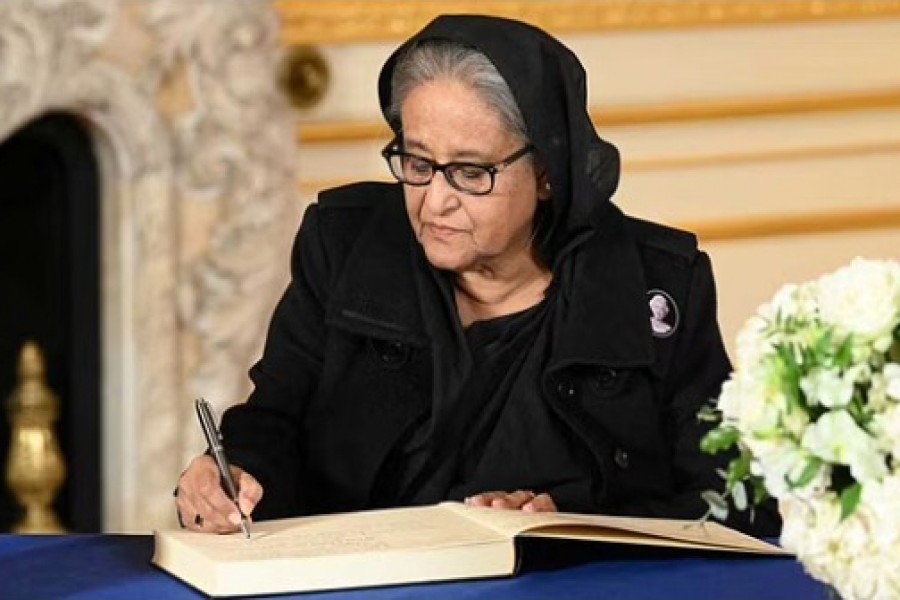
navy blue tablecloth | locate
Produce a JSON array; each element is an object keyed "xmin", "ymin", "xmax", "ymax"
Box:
[{"xmin": 0, "ymin": 534, "xmax": 828, "ymax": 599}]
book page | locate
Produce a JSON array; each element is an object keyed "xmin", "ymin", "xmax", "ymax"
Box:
[
  {"xmin": 161, "ymin": 504, "xmax": 506, "ymax": 563},
  {"xmin": 442, "ymin": 502, "xmax": 581, "ymax": 537},
  {"xmin": 441, "ymin": 502, "xmax": 785, "ymax": 554}
]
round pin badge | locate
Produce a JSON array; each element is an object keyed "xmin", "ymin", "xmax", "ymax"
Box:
[{"xmin": 646, "ymin": 289, "xmax": 679, "ymax": 339}]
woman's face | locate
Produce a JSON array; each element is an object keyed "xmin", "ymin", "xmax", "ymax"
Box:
[{"xmin": 399, "ymin": 78, "xmax": 547, "ymax": 274}]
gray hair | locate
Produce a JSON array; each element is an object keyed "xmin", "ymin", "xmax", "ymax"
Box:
[{"xmin": 387, "ymin": 40, "xmax": 529, "ymax": 144}]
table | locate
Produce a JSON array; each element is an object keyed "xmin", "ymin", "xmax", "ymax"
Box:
[{"xmin": 0, "ymin": 534, "xmax": 829, "ymax": 599}]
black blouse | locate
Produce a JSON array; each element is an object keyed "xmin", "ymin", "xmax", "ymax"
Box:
[{"xmin": 371, "ymin": 285, "xmax": 598, "ymax": 511}]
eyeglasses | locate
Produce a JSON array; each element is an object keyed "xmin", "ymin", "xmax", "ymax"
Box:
[{"xmin": 381, "ymin": 142, "xmax": 534, "ymax": 196}]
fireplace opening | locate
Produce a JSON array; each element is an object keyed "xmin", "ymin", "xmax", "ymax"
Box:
[{"xmin": 0, "ymin": 112, "xmax": 102, "ymax": 532}]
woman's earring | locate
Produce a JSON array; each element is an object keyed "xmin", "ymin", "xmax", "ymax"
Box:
[{"xmin": 540, "ymin": 181, "xmax": 552, "ymax": 199}]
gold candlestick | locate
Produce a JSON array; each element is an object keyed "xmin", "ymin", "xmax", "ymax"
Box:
[{"xmin": 5, "ymin": 341, "xmax": 66, "ymax": 533}]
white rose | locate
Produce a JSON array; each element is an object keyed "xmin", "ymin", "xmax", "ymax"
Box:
[
  {"xmin": 780, "ymin": 402, "xmax": 811, "ymax": 439},
  {"xmin": 869, "ymin": 404, "xmax": 900, "ymax": 458},
  {"xmin": 715, "ymin": 377, "xmax": 741, "ymax": 423},
  {"xmin": 885, "ymin": 363, "xmax": 900, "ymax": 401},
  {"xmin": 734, "ymin": 315, "xmax": 775, "ymax": 373},
  {"xmin": 866, "ymin": 371, "xmax": 890, "ymax": 412},
  {"xmin": 800, "ymin": 367, "xmax": 854, "ymax": 408},
  {"xmin": 801, "ymin": 411, "xmax": 887, "ymax": 483},
  {"xmin": 831, "ymin": 482, "xmax": 900, "ymax": 600},
  {"xmin": 765, "ymin": 281, "xmax": 818, "ymax": 323},
  {"xmin": 716, "ymin": 372, "xmax": 786, "ymax": 436},
  {"xmin": 781, "ymin": 497, "xmax": 841, "ymax": 578},
  {"xmin": 782, "ymin": 497, "xmax": 890, "ymax": 600},
  {"xmin": 837, "ymin": 552, "xmax": 884, "ymax": 600},
  {"xmin": 750, "ymin": 439, "xmax": 824, "ymax": 497},
  {"xmin": 815, "ymin": 258, "xmax": 900, "ymax": 351},
  {"xmin": 778, "ymin": 496, "xmax": 815, "ymax": 555},
  {"xmin": 844, "ymin": 362, "xmax": 872, "ymax": 387},
  {"xmin": 861, "ymin": 475, "xmax": 900, "ymax": 550}
]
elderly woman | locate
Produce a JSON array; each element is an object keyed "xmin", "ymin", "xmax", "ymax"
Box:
[{"xmin": 175, "ymin": 14, "xmax": 779, "ymax": 536}]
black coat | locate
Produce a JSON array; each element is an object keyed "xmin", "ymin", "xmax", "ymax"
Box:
[{"xmin": 221, "ymin": 181, "xmax": 780, "ymax": 536}]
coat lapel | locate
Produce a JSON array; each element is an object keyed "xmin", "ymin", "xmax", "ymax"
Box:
[
  {"xmin": 327, "ymin": 186, "xmax": 428, "ymax": 346},
  {"xmin": 550, "ymin": 206, "xmax": 655, "ymax": 371}
]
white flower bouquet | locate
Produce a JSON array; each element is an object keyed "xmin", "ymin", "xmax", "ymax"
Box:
[{"xmin": 701, "ymin": 257, "xmax": 900, "ymax": 600}]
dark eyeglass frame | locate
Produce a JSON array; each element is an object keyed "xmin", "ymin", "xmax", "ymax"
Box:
[{"xmin": 381, "ymin": 141, "xmax": 534, "ymax": 196}]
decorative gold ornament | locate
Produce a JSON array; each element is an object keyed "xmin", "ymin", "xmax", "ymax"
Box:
[
  {"xmin": 5, "ymin": 341, "xmax": 66, "ymax": 533},
  {"xmin": 274, "ymin": 1, "xmax": 900, "ymax": 45},
  {"xmin": 279, "ymin": 45, "xmax": 330, "ymax": 109}
]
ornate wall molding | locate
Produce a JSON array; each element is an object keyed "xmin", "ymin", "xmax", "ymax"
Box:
[
  {"xmin": 274, "ymin": 1, "xmax": 900, "ymax": 45},
  {"xmin": 141, "ymin": 0, "xmax": 301, "ymax": 532},
  {"xmin": 0, "ymin": 0, "xmax": 300, "ymax": 532}
]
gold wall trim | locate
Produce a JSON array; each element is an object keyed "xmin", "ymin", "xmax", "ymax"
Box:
[
  {"xmin": 294, "ymin": 177, "xmax": 900, "ymax": 242},
  {"xmin": 299, "ymin": 141, "xmax": 900, "ymax": 190},
  {"xmin": 298, "ymin": 87, "xmax": 900, "ymax": 144},
  {"xmin": 301, "ymin": 121, "xmax": 390, "ymax": 144},
  {"xmin": 688, "ymin": 207, "xmax": 900, "ymax": 242},
  {"xmin": 626, "ymin": 140, "xmax": 900, "ymax": 172},
  {"xmin": 591, "ymin": 88, "xmax": 900, "ymax": 127},
  {"xmin": 299, "ymin": 178, "xmax": 387, "ymax": 197},
  {"xmin": 275, "ymin": 1, "xmax": 900, "ymax": 45}
]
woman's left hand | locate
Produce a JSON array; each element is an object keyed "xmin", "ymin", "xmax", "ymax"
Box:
[{"xmin": 464, "ymin": 490, "xmax": 557, "ymax": 512}]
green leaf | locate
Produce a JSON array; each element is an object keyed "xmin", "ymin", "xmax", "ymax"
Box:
[
  {"xmin": 840, "ymin": 483, "xmax": 862, "ymax": 521},
  {"xmin": 701, "ymin": 490, "xmax": 729, "ymax": 521},
  {"xmin": 814, "ymin": 328, "xmax": 834, "ymax": 358},
  {"xmin": 847, "ymin": 397, "xmax": 867, "ymax": 424},
  {"xmin": 700, "ymin": 426, "xmax": 738, "ymax": 454},
  {"xmin": 776, "ymin": 343, "xmax": 796, "ymax": 370},
  {"xmin": 835, "ymin": 335, "xmax": 854, "ymax": 368},
  {"xmin": 725, "ymin": 452, "xmax": 751, "ymax": 489},
  {"xmin": 789, "ymin": 457, "xmax": 823, "ymax": 489},
  {"xmin": 697, "ymin": 404, "xmax": 721, "ymax": 423},
  {"xmin": 751, "ymin": 477, "xmax": 770, "ymax": 505}
]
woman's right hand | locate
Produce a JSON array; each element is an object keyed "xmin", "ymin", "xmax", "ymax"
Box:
[
  {"xmin": 464, "ymin": 490, "xmax": 557, "ymax": 512},
  {"xmin": 174, "ymin": 454, "xmax": 263, "ymax": 534}
]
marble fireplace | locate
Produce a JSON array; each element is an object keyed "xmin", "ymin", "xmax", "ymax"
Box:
[{"xmin": 0, "ymin": 0, "xmax": 302, "ymax": 532}]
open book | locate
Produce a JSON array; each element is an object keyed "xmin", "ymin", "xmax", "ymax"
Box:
[{"xmin": 152, "ymin": 501, "xmax": 786, "ymax": 597}]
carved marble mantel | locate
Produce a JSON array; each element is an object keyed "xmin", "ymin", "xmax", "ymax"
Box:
[{"xmin": 0, "ymin": 0, "xmax": 303, "ymax": 532}]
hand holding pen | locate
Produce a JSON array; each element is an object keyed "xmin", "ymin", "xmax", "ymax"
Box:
[
  {"xmin": 195, "ymin": 398, "xmax": 252, "ymax": 538},
  {"xmin": 173, "ymin": 399, "xmax": 262, "ymax": 537}
]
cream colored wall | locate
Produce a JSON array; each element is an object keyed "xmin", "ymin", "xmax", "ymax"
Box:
[
  {"xmin": 290, "ymin": 14, "xmax": 900, "ymax": 356},
  {"xmin": 594, "ymin": 19, "xmax": 900, "ymax": 349}
]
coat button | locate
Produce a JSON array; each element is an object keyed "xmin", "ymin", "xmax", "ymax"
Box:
[
  {"xmin": 591, "ymin": 367, "xmax": 618, "ymax": 392},
  {"xmin": 555, "ymin": 379, "xmax": 577, "ymax": 401},
  {"xmin": 370, "ymin": 340, "xmax": 411, "ymax": 370},
  {"xmin": 613, "ymin": 448, "xmax": 630, "ymax": 469}
]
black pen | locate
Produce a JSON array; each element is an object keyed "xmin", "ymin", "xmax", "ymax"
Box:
[{"xmin": 195, "ymin": 398, "xmax": 251, "ymax": 538}]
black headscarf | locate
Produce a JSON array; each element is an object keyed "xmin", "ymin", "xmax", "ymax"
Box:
[{"xmin": 377, "ymin": 14, "xmax": 621, "ymax": 269}]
